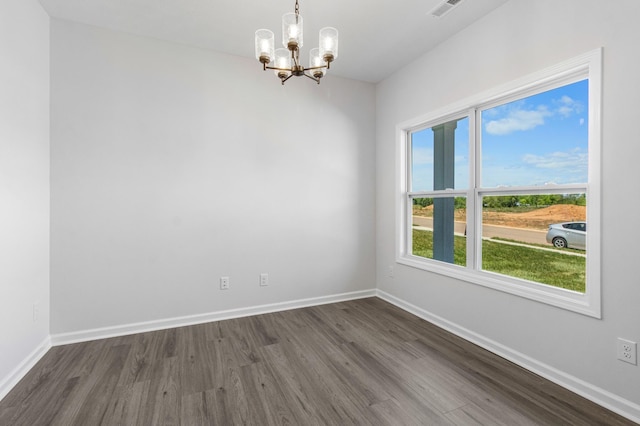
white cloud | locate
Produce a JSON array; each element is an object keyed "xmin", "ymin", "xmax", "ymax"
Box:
[
  {"xmin": 522, "ymin": 149, "xmax": 588, "ymax": 170},
  {"xmin": 485, "ymin": 94, "xmax": 585, "ymax": 136},
  {"xmin": 485, "ymin": 106, "xmax": 551, "ymax": 135},
  {"xmin": 556, "ymin": 95, "xmax": 583, "ymax": 118}
]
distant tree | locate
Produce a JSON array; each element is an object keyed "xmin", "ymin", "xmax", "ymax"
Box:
[
  {"xmin": 559, "ymin": 193, "xmax": 587, "ymax": 205},
  {"xmin": 413, "ymin": 198, "xmax": 433, "ymax": 207},
  {"xmin": 427, "ymin": 193, "xmax": 586, "ymax": 210},
  {"xmin": 519, "ymin": 194, "xmax": 541, "ymax": 206},
  {"xmin": 484, "ymin": 195, "xmax": 518, "ymax": 208}
]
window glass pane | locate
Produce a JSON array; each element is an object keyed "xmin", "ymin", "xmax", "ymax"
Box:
[
  {"xmin": 481, "ymin": 80, "xmax": 588, "ymax": 188},
  {"xmin": 412, "ymin": 196, "xmax": 466, "ymax": 266},
  {"xmin": 480, "ymin": 193, "xmax": 586, "ymax": 293},
  {"xmin": 411, "ymin": 117, "xmax": 469, "ymax": 191}
]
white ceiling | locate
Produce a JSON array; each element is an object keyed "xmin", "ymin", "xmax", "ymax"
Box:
[{"xmin": 38, "ymin": 0, "xmax": 508, "ymax": 83}]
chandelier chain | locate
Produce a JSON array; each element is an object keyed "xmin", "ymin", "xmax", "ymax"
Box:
[{"xmin": 295, "ymin": 0, "xmax": 299, "ymax": 17}]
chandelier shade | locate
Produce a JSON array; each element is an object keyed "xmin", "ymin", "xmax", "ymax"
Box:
[
  {"xmin": 254, "ymin": 29, "xmax": 275, "ymax": 64},
  {"xmin": 282, "ymin": 12, "xmax": 303, "ymax": 48},
  {"xmin": 319, "ymin": 27, "xmax": 339, "ymax": 63},
  {"xmin": 309, "ymin": 48, "xmax": 326, "ymax": 79},
  {"xmin": 255, "ymin": 0, "xmax": 338, "ymax": 85},
  {"xmin": 274, "ymin": 48, "xmax": 292, "ymax": 79}
]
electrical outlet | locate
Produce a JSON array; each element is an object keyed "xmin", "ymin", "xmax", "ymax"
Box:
[
  {"xmin": 617, "ymin": 338, "xmax": 637, "ymax": 365},
  {"xmin": 260, "ymin": 273, "xmax": 269, "ymax": 287},
  {"xmin": 388, "ymin": 265, "xmax": 394, "ymax": 278},
  {"xmin": 220, "ymin": 276, "xmax": 230, "ymax": 290}
]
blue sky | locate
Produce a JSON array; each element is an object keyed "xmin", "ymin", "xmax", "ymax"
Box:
[{"xmin": 411, "ymin": 79, "xmax": 589, "ymax": 191}]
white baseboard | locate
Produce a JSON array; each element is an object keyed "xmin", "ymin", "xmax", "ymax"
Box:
[
  {"xmin": 0, "ymin": 336, "xmax": 52, "ymax": 402},
  {"xmin": 51, "ymin": 289, "xmax": 377, "ymax": 346},
  {"xmin": 376, "ymin": 289, "xmax": 640, "ymax": 424}
]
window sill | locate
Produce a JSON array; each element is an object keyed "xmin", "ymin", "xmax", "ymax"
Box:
[{"xmin": 396, "ymin": 254, "xmax": 601, "ymax": 318}]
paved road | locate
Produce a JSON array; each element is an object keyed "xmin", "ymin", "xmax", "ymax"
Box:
[{"xmin": 412, "ymin": 216, "xmax": 548, "ymax": 246}]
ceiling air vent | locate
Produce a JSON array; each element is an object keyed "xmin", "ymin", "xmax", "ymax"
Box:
[{"xmin": 429, "ymin": 0, "xmax": 464, "ymax": 18}]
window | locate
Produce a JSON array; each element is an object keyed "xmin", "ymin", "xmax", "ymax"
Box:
[{"xmin": 397, "ymin": 50, "xmax": 601, "ymax": 317}]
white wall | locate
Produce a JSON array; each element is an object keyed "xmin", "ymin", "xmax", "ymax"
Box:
[
  {"xmin": 50, "ymin": 20, "xmax": 376, "ymax": 334},
  {"xmin": 376, "ymin": 0, "xmax": 640, "ymax": 417},
  {"xmin": 0, "ymin": 0, "xmax": 50, "ymax": 397}
]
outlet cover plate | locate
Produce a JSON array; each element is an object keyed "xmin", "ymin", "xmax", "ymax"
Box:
[
  {"xmin": 617, "ymin": 338, "xmax": 637, "ymax": 365},
  {"xmin": 220, "ymin": 276, "xmax": 230, "ymax": 290}
]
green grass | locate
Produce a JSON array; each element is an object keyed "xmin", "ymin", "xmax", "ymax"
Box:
[
  {"xmin": 412, "ymin": 229, "xmax": 467, "ymax": 266},
  {"xmin": 490, "ymin": 237, "xmax": 586, "ymax": 256},
  {"xmin": 412, "ymin": 229, "xmax": 585, "ymax": 293}
]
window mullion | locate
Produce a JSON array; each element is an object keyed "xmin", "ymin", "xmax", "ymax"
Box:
[{"xmin": 467, "ymin": 108, "xmax": 478, "ymax": 271}]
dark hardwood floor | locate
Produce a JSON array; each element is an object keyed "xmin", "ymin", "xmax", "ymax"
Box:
[{"xmin": 0, "ymin": 297, "xmax": 635, "ymax": 425}]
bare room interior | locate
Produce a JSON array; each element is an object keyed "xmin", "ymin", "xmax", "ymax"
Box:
[{"xmin": 1, "ymin": 0, "xmax": 639, "ymax": 424}]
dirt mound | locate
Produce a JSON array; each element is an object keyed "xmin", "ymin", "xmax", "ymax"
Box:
[
  {"xmin": 413, "ymin": 204, "xmax": 586, "ymax": 230},
  {"xmin": 483, "ymin": 204, "xmax": 586, "ymax": 230},
  {"xmin": 519, "ymin": 204, "xmax": 586, "ymax": 220}
]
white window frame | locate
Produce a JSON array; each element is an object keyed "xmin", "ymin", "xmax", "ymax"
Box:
[{"xmin": 396, "ymin": 49, "xmax": 602, "ymax": 318}]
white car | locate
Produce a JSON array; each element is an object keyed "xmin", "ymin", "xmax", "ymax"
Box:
[{"xmin": 546, "ymin": 222, "xmax": 586, "ymax": 250}]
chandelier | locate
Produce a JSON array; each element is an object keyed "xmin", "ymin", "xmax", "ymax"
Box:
[{"xmin": 254, "ymin": 0, "xmax": 339, "ymax": 85}]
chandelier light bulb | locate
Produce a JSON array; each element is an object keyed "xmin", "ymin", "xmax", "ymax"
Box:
[
  {"xmin": 261, "ymin": 40, "xmax": 271, "ymax": 55},
  {"xmin": 288, "ymin": 25, "xmax": 299, "ymax": 40}
]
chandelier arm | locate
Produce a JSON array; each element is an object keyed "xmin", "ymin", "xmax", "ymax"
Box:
[
  {"xmin": 306, "ymin": 64, "xmax": 328, "ymax": 71},
  {"xmin": 303, "ymin": 73, "xmax": 321, "ymax": 84},
  {"xmin": 264, "ymin": 65, "xmax": 295, "ymax": 71},
  {"xmin": 280, "ymin": 74, "xmax": 294, "ymax": 85}
]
